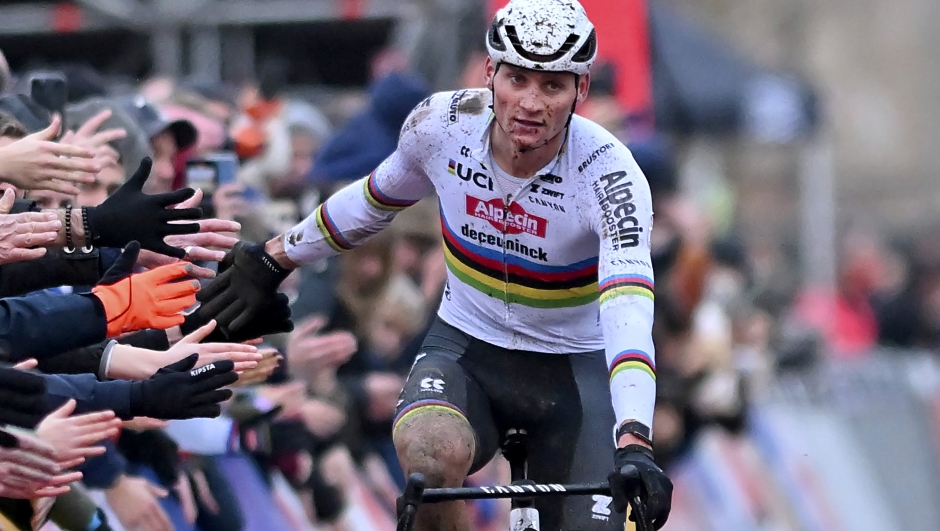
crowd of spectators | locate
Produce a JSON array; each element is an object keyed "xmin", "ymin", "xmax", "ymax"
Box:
[{"xmin": 3, "ymin": 32, "xmax": 933, "ymax": 531}]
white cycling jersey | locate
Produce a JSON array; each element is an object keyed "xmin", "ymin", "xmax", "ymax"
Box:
[{"xmin": 283, "ymin": 89, "xmax": 657, "ymax": 433}]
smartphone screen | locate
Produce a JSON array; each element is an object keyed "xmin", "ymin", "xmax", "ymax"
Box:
[
  {"xmin": 185, "ymin": 160, "xmax": 218, "ymax": 193},
  {"xmin": 29, "ymin": 73, "xmax": 68, "ymax": 138},
  {"xmin": 185, "ymin": 152, "xmax": 239, "ymax": 194}
]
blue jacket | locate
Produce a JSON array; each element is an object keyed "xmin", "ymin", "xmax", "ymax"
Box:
[
  {"xmin": 0, "ymin": 290, "xmax": 107, "ymax": 362},
  {"xmin": 309, "ymin": 71, "xmax": 430, "ymax": 183}
]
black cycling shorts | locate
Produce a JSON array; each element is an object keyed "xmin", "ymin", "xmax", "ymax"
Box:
[{"xmin": 394, "ymin": 318, "xmax": 626, "ymax": 531}]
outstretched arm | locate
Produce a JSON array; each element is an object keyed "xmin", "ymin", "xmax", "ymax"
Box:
[{"xmin": 195, "ymin": 97, "xmax": 439, "ymax": 338}]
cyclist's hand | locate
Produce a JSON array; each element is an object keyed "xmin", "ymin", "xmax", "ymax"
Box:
[
  {"xmin": 608, "ymin": 445, "xmax": 672, "ymax": 530},
  {"xmin": 195, "ymin": 241, "xmax": 291, "ymax": 339}
]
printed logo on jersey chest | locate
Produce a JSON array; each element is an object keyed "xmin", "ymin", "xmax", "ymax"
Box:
[
  {"xmin": 466, "ymin": 195, "xmax": 547, "ymax": 237},
  {"xmin": 578, "ymin": 143, "xmax": 615, "ymax": 173},
  {"xmin": 592, "ymin": 170, "xmax": 643, "ymax": 249},
  {"xmin": 448, "ymin": 159, "xmax": 494, "ymax": 191},
  {"xmin": 527, "ymin": 174, "xmax": 567, "ymax": 212}
]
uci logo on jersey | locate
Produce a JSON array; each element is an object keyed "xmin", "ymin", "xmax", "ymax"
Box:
[{"xmin": 448, "ymin": 159, "xmax": 494, "ymax": 191}]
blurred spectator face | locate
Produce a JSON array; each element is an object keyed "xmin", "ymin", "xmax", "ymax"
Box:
[
  {"xmin": 76, "ymin": 163, "xmax": 125, "ymax": 207},
  {"xmin": 162, "ymin": 104, "xmax": 225, "ymax": 155},
  {"xmin": 367, "ymin": 308, "xmax": 413, "ymax": 359},
  {"xmin": 461, "ymin": 51, "xmax": 488, "ymax": 89},
  {"xmin": 370, "ymin": 47, "xmax": 409, "ymax": 81},
  {"xmin": 29, "ymin": 189, "xmax": 73, "ymax": 209},
  {"xmin": 366, "ymin": 279, "xmax": 426, "ymax": 359},
  {"xmin": 393, "ymin": 238, "xmax": 424, "ymax": 278},
  {"xmin": 148, "ymin": 130, "xmax": 178, "ymax": 193},
  {"xmin": 290, "ymin": 130, "xmax": 318, "ymax": 179},
  {"xmin": 839, "ymin": 234, "xmax": 887, "ymax": 299},
  {"xmin": 139, "ymin": 77, "xmax": 176, "ymax": 104},
  {"xmin": 485, "ymin": 59, "xmax": 587, "ymax": 151},
  {"xmin": 339, "ymin": 235, "xmax": 395, "ymax": 296},
  {"xmin": 354, "ymin": 253, "xmax": 386, "ymax": 287}
]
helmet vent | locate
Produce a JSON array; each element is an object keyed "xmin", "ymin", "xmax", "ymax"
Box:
[
  {"xmin": 505, "ymin": 25, "xmax": 581, "ymax": 64},
  {"xmin": 571, "ymin": 29, "xmax": 597, "ymax": 63}
]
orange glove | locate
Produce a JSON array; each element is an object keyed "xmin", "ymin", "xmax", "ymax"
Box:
[{"xmin": 92, "ymin": 263, "xmax": 200, "ymax": 337}]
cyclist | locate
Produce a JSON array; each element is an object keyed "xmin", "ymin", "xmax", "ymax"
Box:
[{"xmin": 197, "ymin": 0, "xmax": 673, "ymax": 528}]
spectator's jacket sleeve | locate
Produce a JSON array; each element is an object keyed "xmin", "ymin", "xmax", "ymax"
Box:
[
  {"xmin": 79, "ymin": 440, "xmax": 128, "ymax": 489},
  {"xmin": 36, "ymin": 341, "xmax": 108, "ymax": 376},
  {"xmin": 282, "ymin": 103, "xmax": 435, "ymax": 265},
  {"xmin": 0, "ymin": 292, "xmax": 107, "ymax": 362},
  {"xmin": 41, "ymin": 373, "xmax": 133, "ymax": 419},
  {"xmin": 0, "ymin": 247, "xmax": 102, "ymax": 297},
  {"xmin": 578, "ymin": 143, "xmax": 657, "ymax": 438}
]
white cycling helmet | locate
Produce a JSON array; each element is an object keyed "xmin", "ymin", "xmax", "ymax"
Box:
[{"xmin": 486, "ymin": 0, "xmax": 598, "ymax": 76}]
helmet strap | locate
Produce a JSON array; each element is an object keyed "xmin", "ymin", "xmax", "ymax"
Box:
[{"xmin": 564, "ymin": 74, "xmax": 580, "ymax": 129}]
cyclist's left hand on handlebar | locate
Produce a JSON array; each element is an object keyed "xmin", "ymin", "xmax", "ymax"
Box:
[{"xmin": 608, "ymin": 445, "xmax": 673, "ymax": 530}]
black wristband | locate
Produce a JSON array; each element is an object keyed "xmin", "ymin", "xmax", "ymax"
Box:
[
  {"xmin": 616, "ymin": 421, "xmax": 653, "ymax": 446},
  {"xmin": 65, "ymin": 205, "xmax": 74, "ymax": 251}
]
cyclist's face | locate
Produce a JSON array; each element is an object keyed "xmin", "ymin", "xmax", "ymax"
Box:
[{"xmin": 486, "ymin": 59, "xmax": 589, "ymax": 150}]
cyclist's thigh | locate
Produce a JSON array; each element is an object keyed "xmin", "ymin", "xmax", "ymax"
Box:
[
  {"xmin": 393, "ymin": 318, "xmax": 501, "ymax": 474},
  {"xmin": 527, "ymin": 350, "xmax": 625, "ymax": 531}
]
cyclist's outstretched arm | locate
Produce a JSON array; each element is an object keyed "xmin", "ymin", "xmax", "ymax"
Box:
[
  {"xmin": 195, "ymin": 97, "xmax": 441, "ymax": 339},
  {"xmin": 265, "ymin": 100, "xmax": 438, "ymax": 268}
]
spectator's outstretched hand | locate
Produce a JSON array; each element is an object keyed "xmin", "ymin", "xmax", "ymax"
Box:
[
  {"xmin": 287, "ymin": 316, "xmax": 357, "ymax": 377},
  {"xmin": 136, "ymin": 188, "xmax": 242, "ymax": 279},
  {"xmin": 92, "ymin": 242, "xmax": 200, "ymax": 336},
  {"xmin": 0, "ymin": 115, "xmax": 98, "ymax": 195},
  {"xmin": 62, "ymin": 109, "xmax": 127, "ymax": 152},
  {"xmin": 60, "ymin": 108, "xmax": 126, "ymax": 170},
  {"xmin": 35, "ymin": 399, "xmax": 121, "ymax": 463},
  {"xmin": 0, "ymin": 188, "xmax": 60, "ymax": 263},
  {"xmin": 164, "ymin": 320, "xmax": 262, "ymax": 373},
  {"xmin": 0, "ymin": 427, "xmax": 83, "ymax": 498},
  {"xmin": 105, "ymin": 475, "xmax": 172, "ymax": 531},
  {"xmin": 229, "ymin": 348, "xmax": 282, "ymax": 387},
  {"xmin": 129, "ymin": 353, "xmax": 237, "ymax": 420},
  {"xmin": 85, "ymin": 158, "xmax": 203, "ymax": 257}
]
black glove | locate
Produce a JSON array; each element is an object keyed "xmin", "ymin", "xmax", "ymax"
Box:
[
  {"xmin": 0, "ymin": 365, "xmax": 48, "ymax": 428},
  {"xmin": 608, "ymin": 445, "xmax": 673, "ymax": 530},
  {"xmin": 129, "ymin": 354, "xmax": 237, "ymax": 420},
  {"xmin": 86, "ymin": 158, "xmax": 202, "ymax": 258},
  {"xmin": 195, "ymin": 242, "xmax": 292, "ymax": 339},
  {"xmin": 97, "ymin": 241, "xmax": 140, "ymax": 286},
  {"xmin": 183, "ymin": 292, "xmax": 294, "ymax": 342}
]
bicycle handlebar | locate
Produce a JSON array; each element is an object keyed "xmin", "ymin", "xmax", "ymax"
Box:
[
  {"xmin": 396, "ymin": 466, "xmax": 651, "ymax": 531},
  {"xmin": 422, "ymin": 481, "xmax": 611, "ymax": 502}
]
